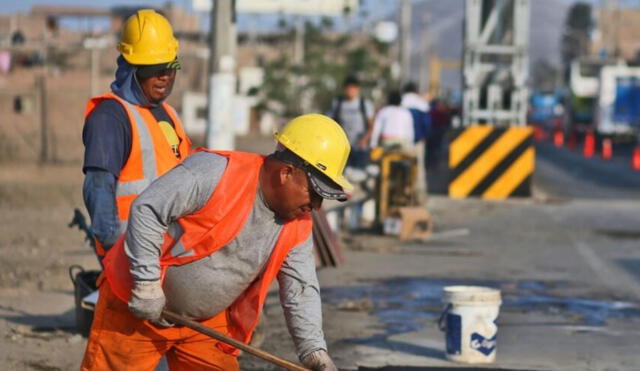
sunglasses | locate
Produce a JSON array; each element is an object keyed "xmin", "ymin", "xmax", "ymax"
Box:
[{"xmin": 136, "ymin": 67, "xmax": 177, "ymax": 80}]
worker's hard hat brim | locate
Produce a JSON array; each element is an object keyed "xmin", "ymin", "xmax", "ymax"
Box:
[
  {"xmin": 273, "ymin": 149, "xmax": 349, "ymax": 201},
  {"xmin": 306, "ymin": 166, "xmax": 349, "ymax": 201}
]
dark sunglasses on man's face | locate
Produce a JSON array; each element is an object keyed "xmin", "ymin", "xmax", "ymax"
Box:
[{"xmin": 137, "ymin": 67, "xmax": 176, "ymax": 80}]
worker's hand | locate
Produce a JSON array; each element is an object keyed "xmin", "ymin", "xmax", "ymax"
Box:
[
  {"xmin": 357, "ymin": 137, "xmax": 368, "ymax": 149},
  {"xmin": 301, "ymin": 349, "xmax": 337, "ymax": 371},
  {"xmin": 128, "ymin": 279, "xmax": 166, "ymax": 323}
]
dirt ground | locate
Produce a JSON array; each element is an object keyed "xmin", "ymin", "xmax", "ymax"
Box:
[{"xmin": 0, "ymin": 162, "xmax": 95, "ymax": 370}]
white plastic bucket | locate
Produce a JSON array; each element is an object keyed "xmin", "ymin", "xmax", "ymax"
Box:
[{"xmin": 439, "ymin": 285, "xmax": 502, "ymax": 363}]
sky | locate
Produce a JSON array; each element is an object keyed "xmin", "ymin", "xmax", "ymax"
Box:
[
  {"xmin": 0, "ymin": 0, "xmax": 404, "ymax": 34},
  {"xmin": 0, "ymin": 0, "xmax": 188, "ymax": 14},
  {"xmin": 0, "ymin": 0, "xmax": 596, "ymax": 16}
]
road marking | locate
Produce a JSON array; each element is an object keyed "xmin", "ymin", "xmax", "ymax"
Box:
[{"xmin": 574, "ymin": 241, "xmax": 640, "ymax": 300}]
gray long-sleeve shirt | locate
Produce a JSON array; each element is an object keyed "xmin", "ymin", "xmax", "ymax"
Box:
[{"xmin": 124, "ymin": 152, "xmax": 326, "ymax": 359}]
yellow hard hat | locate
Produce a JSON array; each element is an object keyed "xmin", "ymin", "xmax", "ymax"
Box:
[
  {"xmin": 117, "ymin": 9, "xmax": 179, "ymax": 65},
  {"xmin": 274, "ymin": 114, "xmax": 353, "ymax": 192}
]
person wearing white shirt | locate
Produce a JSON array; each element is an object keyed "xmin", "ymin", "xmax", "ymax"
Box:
[
  {"xmin": 370, "ymin": 91, "xmax": 414, "ymax": 151},
  {"xmin": 401, "ymin": 82, "xmax": 429, "ymax": 112}
]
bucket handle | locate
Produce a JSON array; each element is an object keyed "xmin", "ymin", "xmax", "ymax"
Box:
[
  {"xmin": 68, "ymin": 264, "xmax": 85, "ymax": 284},
  {"xmin": 438, "ymin": 303, "xmax": 452, "ymax": 332}
]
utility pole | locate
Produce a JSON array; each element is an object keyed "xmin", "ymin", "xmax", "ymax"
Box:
[
  {"xmin": 418, "ymin": 11, "xmax": 430, "ymax": 93},
  {"xmin": 37, "ymin": 74, "xmax": 48, "ymax": 164},
  {"xmin": 293, "ymin": 17, "xmax": 305, "ymax": 65},
  {"xmin": 38, "ymin": 25, "xmax": 51, "ymax": 164},
  {"xmin": 84, "ymin": 37, "xmax": 107, "ymax": 97},
  {"xmin": 205, "ymin": 0, "xmax": 237, "ymax": 150},
  {"xmin": 90, "ymin": 48, "xmax": 99, "ymax": 96},
  {"xmin": 399, "ymin": 0, "xmax": 412, "ymax": 87}
]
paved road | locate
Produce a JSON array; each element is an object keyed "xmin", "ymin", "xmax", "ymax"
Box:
[{"xmin": 534, "ymin": 140, "xmax": 640, "ymax": 200}]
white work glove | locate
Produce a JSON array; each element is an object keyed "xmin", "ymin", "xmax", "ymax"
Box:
[
  {"xmin": 128, "ymin": 280, "xmax": 170, "ymax": 326},
  {"xmin": 301, "ymin": 349, "xmax": 337, "ymax": 371}
]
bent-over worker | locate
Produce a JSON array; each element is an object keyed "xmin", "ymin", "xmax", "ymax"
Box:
[{"xmin": 80, "ymin": 114, "xmax": 351, "ymax": 371}]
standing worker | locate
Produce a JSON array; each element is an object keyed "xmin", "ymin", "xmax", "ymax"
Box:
[
  {"xmin": 81, "ymin": 114, "xmax": 349, "ymax": 371},
  {"xmin": 329, "ymin": 75, "xmax": 375, "ymax": 170},
  {"xmin": 82, "ymin": 9, "xmax": 191, "ymax": 260}
]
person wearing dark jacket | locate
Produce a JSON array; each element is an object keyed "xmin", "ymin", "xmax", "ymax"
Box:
[{"xmin": 428, "ymin": 99, "xmax": 452, "ymax": 168}]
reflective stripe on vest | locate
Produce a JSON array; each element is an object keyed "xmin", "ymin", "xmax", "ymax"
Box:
[{"xmin": 115, "ymin": 99, "xmax": 157, "ymax": 197}]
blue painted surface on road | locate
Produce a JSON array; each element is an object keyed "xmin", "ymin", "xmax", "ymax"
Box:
[{"xmin": 320, "ymin": 277, "xmax": 640, "ymax": 344}]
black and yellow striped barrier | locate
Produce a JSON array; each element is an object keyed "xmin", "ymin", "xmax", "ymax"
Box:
[{"xmin": 448, "ymin": 126, "xmax": 534, "ymax": 199}]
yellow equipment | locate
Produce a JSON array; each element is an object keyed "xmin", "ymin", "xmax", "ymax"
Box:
[
  {"xmin": 372, "ymin": 147, "xmax": 432, "ymax": 240},
  {"xmin": 374, "ymin": 148, "xmax": 418, "ymax": 222},
  {"xmin": 117, "ymin": 9, "xmax": 179, "ymax": 65},
  {"xmin": 428, "ymin": 55, "xmax": 462, "ymax": 98},
  {"xmin": 274, "ymin": 114, "xmax": 353, "ymax": 191}
]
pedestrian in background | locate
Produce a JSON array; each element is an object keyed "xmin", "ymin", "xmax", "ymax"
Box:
[
  {"xmin": 329, "ymin": 75, "xmax": 375, "ymax": 170},
  {"xmin": 401, "ymin": 81, "xmax": 430, "ymax": 113},
  {"xmin": 82, "ymin": 9, "xmax": 191, "ymax": 261},
  {"xmin": 81, "ymin": 114, "xmax": 348, "ymax": 371},
  {"xmin": 401, "ymin": 81, "xmax": 431, "ymax": 199},
  {"xmin": 370, "ymin": 90, "xmax": 415, "ymax": 151},
  {"xmin": 428, "ymin": 99, "xmax": 452, "ymax": 169}
]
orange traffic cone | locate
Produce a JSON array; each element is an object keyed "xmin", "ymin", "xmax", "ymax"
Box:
[
  {"xmin": 553, "ymin": 129, "xmax": 564, "ymax": 147},
  {"xmin": 633, "ymin": 146, "xmax": 640, "ymax": 171},
  {"xmin": 583, "ymin": 130, "xmax": 595, "ymax": 158},
  {"xmin": 601, "ymin": 138, "xmax": 612, "ymax": 160}
]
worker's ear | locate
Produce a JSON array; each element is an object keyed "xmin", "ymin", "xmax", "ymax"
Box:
[{"xmin": 278, "ymin": 163, "xmax": 295, "ymax": 185}]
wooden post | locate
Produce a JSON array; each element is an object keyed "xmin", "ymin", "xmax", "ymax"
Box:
[
  {"xmin": 161, "ymin": 310, "xmax": 311, "ymax": 371},
  {"xmin": 36, "ymin": 74, "xmax": 48, "ymax": 164}
]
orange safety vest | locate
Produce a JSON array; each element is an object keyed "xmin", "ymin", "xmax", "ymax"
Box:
[
  {"xmin": 103, "ymin": 149, "xmax": 313, "ymax": 347},
  {"xmin": 84, "ymin": 93, "xmax": 192, "ymax": 256}
]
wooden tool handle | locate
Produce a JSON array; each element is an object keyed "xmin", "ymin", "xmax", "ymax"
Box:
[{"xmin": 161, "ymin": 309, "xmax": 311, "ymax": 371}]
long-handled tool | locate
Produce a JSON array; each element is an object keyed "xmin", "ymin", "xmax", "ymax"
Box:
[{"xmin": 161, "ymin": 309, "xmax": 311, "ymax": 371}]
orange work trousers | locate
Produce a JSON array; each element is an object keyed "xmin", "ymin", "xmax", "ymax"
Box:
[{"xmin": 81, "ymin": 281, "xmax": 239, "ymax": 371}]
